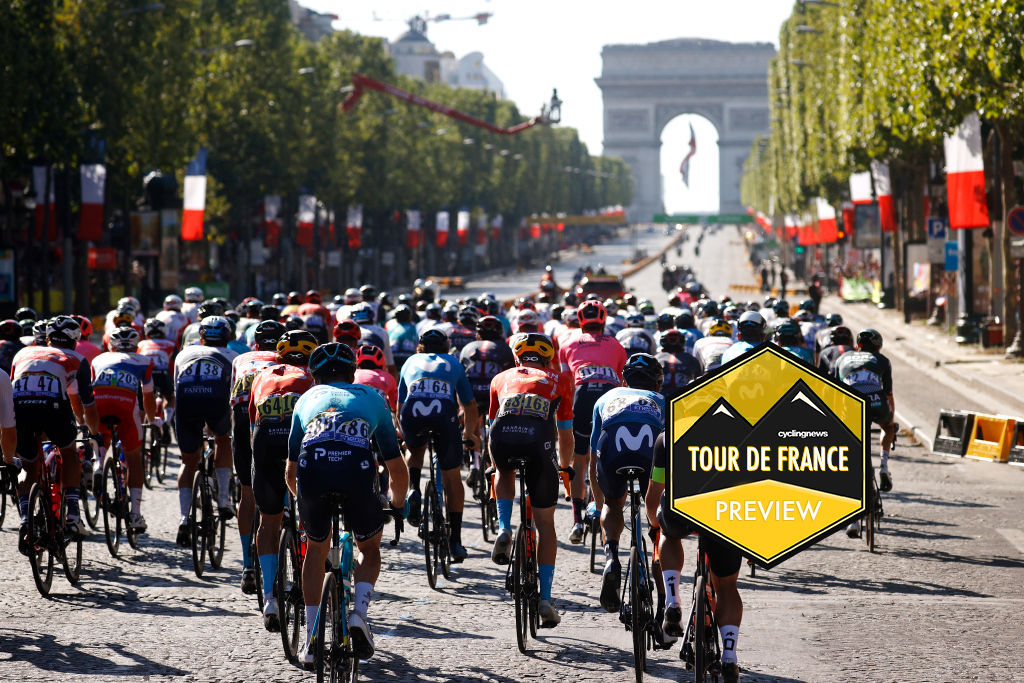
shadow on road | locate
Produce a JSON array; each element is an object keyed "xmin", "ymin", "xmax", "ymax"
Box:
[{"xmin": 0, "ymin": 629, "xmax": 187, "ymax": 676}]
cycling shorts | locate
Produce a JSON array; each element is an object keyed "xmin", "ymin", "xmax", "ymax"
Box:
[
  {"xmin": 251, "ymin": 421, "xmax": 290, "ymax": 515},
  {"xmin": 231, "ymin": 405, "xmax": 253, "ymax": 487},
  {"xmin": 14, "ymin": 399, "xmax": 77, "ymax": 461},
  {"xmin": 488, "ymin": 415, "xmax": 559, "ymax": 509},
  {"xmin": 657, "ymin": 491, "xmax": 741, "ymax": 578},
  {"xmin": 296, "ymin": 441, "xmax": 385, "ymax": 543},
  {"xmin": 151, "ymin": 370, "xmax": 173, "ymax": 400},
  {"xmin": 96, "ymin": 398, "xmax": 144, "ymax": 451},
  {"xmin": 175, "ymin": 396, "xmax": 230, "ymax": 454},
  {"xmin": 572, "ymin": 382, "xmax": 615, "ymax": 455},
  {"xmin": 472, "ymin": 388, "xmax": 491, "ymax": 414},
  {"xmin": 595, "ymin": 426, "xmax": 653, "ymax": 500},
  {"xmin": 866, "ymin": 392, "xmax": 894, "ymax": 426},
  {"xmin": 399, "ymin": 398, "xmax": 462, "ymax": 471}
]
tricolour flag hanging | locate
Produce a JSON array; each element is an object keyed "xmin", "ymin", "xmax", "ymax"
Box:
[
  {"xmin": 436, "ymin": 210, "xmax": 449, "ymax": 247},
  {"xmin": 31, "ymin": 165, "xmax": 57, "ymax": 241},
  {"xmin": 79, "ymin": 163, "xmax": 106, "ymax": 241},
  {"xmin": 181, "ymin": 148, "xmax": 207, "ymax": 241},
  {"xmin": 944, "ymin": 112, "xmax": 990, "ymax": 229},
  {"xmin": 457, "ymin": 208, "xmax": 471, "ymax": 246},
  {"xmin": 870, "ymin": 160, "xmax": 896, "ymax": 233},
  {"xmin": 784, "ymin": 214, "xmax": 798, "ymax": 240},
  {"xmin": 346, "ymin": 205, "xmax": 363, "ymax": 250},
  {"xmin": 407, "ymin": 209, "xmax": 422, "ymax": 248},
  {"xmin": 264, "ymin": 194, "xmax": 282, "ymax": 247},
  {"xmin": 849, "ymin": 171, "xmax": 873, "ymax": 206},
  {"xmin": 530, "ymin": 222, "xmax": 541, "ymax": 239},
  {"xmin": 814, "ymin": 198, "xmax": 837, "ymax": 244},
  {"xmin": 476, "ymin": 212, "xmax": 488, "ymax": 245},
  {"xmin": 679, "ymin": 123, "xmax": 696, "ymax": 187},
  {"xmin": 296, "ymin": 194, "xmax": 316, "ymax": 247},
  {"xmin": 490, "ymin": 214, "xmax": 503, "ymax": 241}
]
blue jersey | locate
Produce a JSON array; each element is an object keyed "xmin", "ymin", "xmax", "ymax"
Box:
[
  {"xmin": 680, "ymin": 328, "xmax": 703, "ymax": 355},
  {"xmin": 781, "ymin": 345, "xmax": 814, "ymax": 364},
  {"xmin": 590, "ymin": 387, "xmax": 666, "ymax": 455},
  {"xmin": 398, "ymin": 352, "xmax": 474, "ymax": 406},
  {"xmin": 288, "ymin": 382, "xmax": 400, "ymax": 463},
  {"xmin": 388, "ymin": 322, "xmax": 419, "ymax": 367},
  {"xmin": 721, "ymin": 340, "xmax": 763, "ymax": 364}
]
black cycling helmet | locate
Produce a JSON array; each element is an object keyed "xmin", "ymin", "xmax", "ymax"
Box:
[
  {"xmin": 656, "ymin": 312, "xmax": 675, "ymax": 331},
  {"xmin": 287, "ymin": 291, "xmax": 302, "ymax": 305},
  {"xmin": 659, "ymin": 328, "xmax": 684, "ymax": 352},
  {"xmin": 199, "ymin": 315, "xmax": 231, "ymax": 344},
  {"xmin": 21, "ymin": 319, "xmax": 37, "ymax": 338},
  {"xmin": 424, "ymin": 302, "xmax": 442, "ymax": 320},
  {"xmin": 800, "ymin": 299, "xmax": 817, "ymax": 314},
  {"xmin": 0, "ymin": 319, "xmax": 21, "ymax": 341},
  {"xmin": 623, "ymin": 353, "xmax": 663, "ymax": 391},
  {"xmin": 477, "ymin": 315, "xmax": 504, "ymax": 341},
  {"xmin": 419, "ymin": 328, "xmax": 450, "ymax": 354},
  {"xmin": 772, "ymin": 300, "xmax": 790, "ymax": 317},
  {"xmin": 736, "ymin": 311, "xmax": 766, "ymax": 342},
  {"xmin": 272, "ymin": 292, "xmax": 288, "ymax": 306},
  {"xmin": 253, "ymin": 320, "xmax": 287, "ymax": 351},
  {"xmin": 830, "ymin": 325, "xmax": 854, "ymax": 346},
  {"xmin": 277, "ymin": 329, "xmax": 318, "ymax": 365},
  {"xmin": 774, "ymin": 319, "xmax": 802, "ymax": 345},
  {"xmin": 244, "ymin": 298, "xmax": 264, "ymax": 316},
  {"xmin": 196, "ymin": 301, "xmax": 223, "ymax": 320},
  {"xmin": 701, "ymin": 300, "xmax": 720, "ymax": 318},
  {"xmin": 15, "ymin": 307, "xmax": 39, "ymax": 322},
  {"xmin": 675, "ymin": 310, "xmax": 695, "ymax": 329},
  {"xmin": 856, "ymin": 328, "xmax": 883, "ymax": 352},
  {"xmin": 825, "ymin": 313, "xmax": 844, "ymax": 327},
  {"xmin": 359, "ymin": 284, "xmax": 377, "ymax": 301},
  {"xmin": 284, "ymin": 314, "xmax": 305, "ymax": 331},
  {"xmin": 457, "ymin": 306, "xmax": 480, "ymax": 328},
  {"xmin": 309, "ymin": 341, "xmax": 356, "ymax": 378},
  {"xmin": 392, "ymin": 304, "xmax": 413, "ymax": 324},
  {"xmin": 260, "ymin": 304, "xmax": 282, "ymax": 322}
]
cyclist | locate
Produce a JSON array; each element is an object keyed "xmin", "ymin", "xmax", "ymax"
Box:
[
  {"xmin": 297, "ymin": 290, "xmax": 332, "ymax": 332},
  {"xmin": 234, "ymin": 298, "xmax": 263, "ymax": 342},
  {"xmin": 250, "ymin": 329, "xmax": 317, "ymax": 630},
  {"xmin": 333, "ymin": 320, "xmax": 362, "ymax": 351},
  {"xmin": 102, "ymin": 305, "xmax": 138, "ymax": 351},
  {"xmin": 774, "ymin": 319, "xmax": 813, "ymax": 363},
  {"xmin": 354, "ymin": 345, "xmax": 398, "ymax": 413},
  {"xmin": 647, "ymin": 431, "xmax": 743, "ymax": 682},
  {"xmin": 156, "ymin": 294, "xmax": 189, "ymax": 344},
  {"xmin": 721, "ymin": 311, "xmax": 767, "ymax": 364},
  {"xmin": 172, "ymin": 316, "xmax": 236, "ymax": 547},
  {"xmin": 230, "ymin": 320, "xmax": 286, "ymax": 593},
  {"xmin": 0, "ymin": 319, "xmax": 25, "ymax": 375},
  {"xmin": 590, "ymin": 353, "xmax": 665, "ymax": 613},
  {"xmin": 615, "ymin": 313, "xmax": 656, "ymax": 355},
  {"xmin": 692, "ymin": 318, "xmax": 734, "ymax": 374},
  {"xmin": 347, "ymin": 304, "xmax": 397, "ymax": 378},
  {"xmin": 814, "ymin": 312, "xmax": 845, "ymax": 359},
  {"xmin": 460, "ymin": 316, "xmax": 515, "ymax": 486},
  {"xmin": 816, "ymin": 325, "xmax": 855, "ymax": 374},
  {"xmin": 179, "ymin": 301, "xmax": 222, "ymax": 347},
  {"xmin": 0, "ymin": 368, "xmax": 14, "ymax": 462},
  {"xmin": 557, "ymin": 300, "xmax": 627, "ymax": 544},
  {"xmin": 287, "ymin": 343, "xmax": 408, "ymax": 664},
  {"xmin": 416, "ymin": 302, "xmax": 442, "ymax": 336},
  {"xmin": 386, "ymin": 304, "xmax": 419, "ymax": 371},
  {"xmin": 182, "ymin": 286, "xmax": 205, "ymax": 323},
  {"xmin": 655, "ymin": 329, "xmax": 701, "ymax": 403},
  {"xmin": 487, "ymin": 333, "xmax": 574, "ymax": 628},
  {"xmin": 73, "ymin": 315, "xmax": 101, "ymax": 363},
  {"xmin": 91, "ymin": 326, "xmax": 158, "ymax": 533},
  {"xmin": 137, "ymin": 318, "xmax": 177, "ymax": 440},
  {"xmin": 11, "ymin": 315, "xmax": 99, "ymax": 546},
  {"xmin": 398, "ymin": 328, "xmax": 479, "ymax": 562},
  {"xmin": 280, "ymin": 291, "xmax": 302, "ymax": 318},
  {"xmin": 673, "ymin": 309, "xmax": 703, "ymax": 355}
]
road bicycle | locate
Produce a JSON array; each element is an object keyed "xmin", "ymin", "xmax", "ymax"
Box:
[
  {"xmin": 680, "ymin": 535, "xmax": 722, "ymax": 682},
  {"xmin": 189, "ymin": 435, "xmax": 226, "ymax": 577},
  {"xmin": 472, "ymin": 424, "xmax": 498, "ymax": 543},
  {"xmin": 77, "ymin": 430, "xmax": 102, "ymax": 531},
  {"xmin": 418, "ymin": 429, "xmax": 451, "ymax": 590},
  {"xmin": 0, "ymin": 462, "xmax": 18, "ymax": 528},
  {"xmin": 616, "ymin": 465, "xmax": 658, "ymax": 682},
  {"xmin": 142, "ymin": 422, "xmax": 168, "ymax": 488},
  {"xmin": 503, "ymin": 454, "xmax": 539, "ymax": 654},
  {"xmin": 859, "ymin": 424, "xmax": 896, "ymax": 552},
  {"xmin": 23, "ymin": 442, "xmax": 83, "ymax": 597},
  {"xmin": 99, "ymin": 417, "xmax": 140, "ymax": 557},
  {"xmin": 277, "ymin": 493, "xmax": 306, "ymax": 662}
]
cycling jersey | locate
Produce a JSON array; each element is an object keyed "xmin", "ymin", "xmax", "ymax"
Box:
[
  {"xmin": 301, "ymin": 314, "xmax": 329, "ymax": 344},
  {"xmin": 679, "ymin": 328, "xmax": 703, "ymax": 355},
  {"xmin": 179, "ymin": 322, "xmax": 201, "ymax": 347},
  {"xmin": 75, "ymin": 339, "xmax": 102, "ymax": 364},
  {"xmin": 354, "ymin": 368, "xmax": 398, "ymax": 411},
  {"xmin": 155, "ymin": 310, "xmax": 189, "ymax": 344},
  {"xmin": 11, "ymin": 345, "xmax": 94, "ymax": 455},
  {"xmin": 721, "ymin": 340, "xmax": 763, "ymax": 365},
  {"xmin": 357, "ymin": 325, "xmax": 395, "ymax": 367},
  {"xmin": 398, "ymin": 352, "xmax": 474, "ymax": 470},
  {"xmin": 235, "ymin": 316, "xmax": 260, "ymax": 342},
  {"xmin": 92, "ymin": 351, "xmax": 154, "ymax": 451},
  {"xmin": 615, "ymin": 328, "xmax": 656, "ymax": 355},
  {"xmin": 558, "ymin": 332, "xmax": 627, "ymax": 455},
  {"xmin": 656, "ymin": 350, "xmax": 701, "ymax": 402},
  {"xmin": 415, "ymin": 317, "xmax": 441, "ymax": 337},
  {"xmin": 173, "ymin": 345, "xmax": 233, "ymax": 453},
  {"xmin": 591, "ymin": 387, "xmax": 665, "ymax": 499},
  {"xmin": 780, "ymin": 345, "xmax": 814, "ymax": 364},
  {"xmin": 692, "ymin": 336, "xmax": 733, "ymax": 374},
  {"xmin": 388, "ymin": 321, "xmax": 419, "ymax": 370},
  {"xmin": 0, "ymin": 339, "xmax": 24, "ymax": 375},
  {"xmin": 137, "ymin": 338, "xmax": 176, "ymax": 373},
  {"xmin": 296, "ymin": 302, "xmax": 332, "ymax": 333},
  {"xmin": 230, "ymin": 351, "xmax": 278, "ymax": 409},
  {"xmin": 817, "ymin": 343, "xmax": 853, "ymax": 374},
  {"xmin": 435, "ymin": 322, "xmax": 476, "ymax": 355},
  {"xmin": 459, "ymin": 339, "xmax": 515, "ymax": 408},
  {"xmin": 833, "ymin": 350, "xmax": 894, "ymax": 423}
]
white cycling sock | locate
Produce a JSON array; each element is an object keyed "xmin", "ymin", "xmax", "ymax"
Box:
[
  {"xmin": 130, "ymin": 488, "xmax": 142, "ymax": 516},
  {"xmin": 662, "ymin": 570, "xmax": 681, "ymax": 607},
  {"xmin": 179, "ymin": 487, "xmax": 192, "ymax": 518},
  {"xmin": 305, "ymin": 605, "xmax": 319, "ymax": 645},
  {"xmin": 354, "ymin": 582, "xmax": 373, "ymax": 617},
  {"xmin": 720, "ymin": 625, "xmax": 739, "ymax": 663},
  {"xmin": 215, "ymin": 468, "xmax": 231, "ymax": 507},
  {"xmin": 880, "ymin": 450, "xmax": 890, "ymax": 471}
]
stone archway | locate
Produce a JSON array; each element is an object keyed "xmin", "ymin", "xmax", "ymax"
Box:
[{"xmin": 596, "ymin": 38, "xmax": 775, "ymax": 221}]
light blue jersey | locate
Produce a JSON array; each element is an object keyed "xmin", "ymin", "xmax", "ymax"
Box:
[
  {"xmin": 721, "ymin": 340, "xmax": 762, "ymax": 364},
  {"xmin": 398, "ymin": 352, "xmax": 474, "ymax": 406},
  {"xmin": 590, "ymin": 387, "xmax": 666, "ymax": 455},
  {"xmin": 288, "ymin": 382, "xmax": 399, "ymax": 462}
]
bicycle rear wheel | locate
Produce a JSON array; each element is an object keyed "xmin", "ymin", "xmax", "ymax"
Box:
[
  {"xmin": 694, "ymin": 575, "xmax": 708, "ymax": 682},
  {"xmin": 437, "ymin": 493, "xmax": 452, "ymax": 581},
  {"xmin": 512, "ymin": 528, "xmax": 528, "ymax": 654},
  {"xmin": 0, "ymin": 469, "xmax": 6, "ymax": 529},
  {"xmin": 60, "ymin": 493, "xmax": 83, "ymax": 585},
  {"xmin": 629, "ymin": 547, "xmax": 646, "ymax": 682},
  {"xmin": 278, "ymin": 528, "xmax": 303, "ymax": 661},
  {"xmin": 251, "ymin": 514, "xmax": 264, "ymax": 611},
  {"xmin": 82, "ymin": 461, "xmax": 101, "ymax": 530},
  {"xmin": 589, "ymin": 514, "xmax": 600, "ymax": 574},
  {"xmin": 101, "ymin": 458, "xmax": 122, "ymax": 558},
  {"xmin": 27, "ymin": 484, "xmax": 54, "ymax": 597},
  {"xmin": 143, "ymin": 441, "xmax": 156, "ymax": 490},
  {"xmin": 190, "ymin": 472, "xmax": 207, "ymax": 577},
  {"xmin": 207, "ymin": 475, "xmax": 226, "ymax": 569},
  {"xmin": 525, "ymin": 528, "xmax": 539, "ymax": 638},
  {"xmin": 421, "ymin": 488, "xmax": 437, "ymax": 589}
]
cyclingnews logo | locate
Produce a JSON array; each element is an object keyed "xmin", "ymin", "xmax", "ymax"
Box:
[{"xmin": 667, "ymin": 343, "xmax": 867, "ymax": 569}]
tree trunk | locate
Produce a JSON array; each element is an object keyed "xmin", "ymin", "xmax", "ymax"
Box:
[{"xmin": 994, "ymin": 120, "xmax": 1019, "ymax": 347}]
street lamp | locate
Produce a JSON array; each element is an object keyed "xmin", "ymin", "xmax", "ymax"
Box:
[{"xmin": 542, "ymin": 89, "xmax": 562, "ymax": 124}]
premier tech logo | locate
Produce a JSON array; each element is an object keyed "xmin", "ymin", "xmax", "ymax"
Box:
[{"xmin": 667, "ymin": 343, "xmax": 867, "ymax": 568}]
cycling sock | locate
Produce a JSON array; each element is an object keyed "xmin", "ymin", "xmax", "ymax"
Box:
[
  {"xmin": 259, "ymin": 554, "xmax": 278, "ymax": 599},
  {"xmin": 163, "ymin": 405, "xmax": 174, "ymax": 424},
  {"xmin": 572, "ymin": 498, "xmax": 585, "ymax": 525},
  {"xmin": 497, "ymin": 499, "xmax": 513, "ymax": 531},
  {"xmin": 604, "ymin": 540, "xmax": 618, "ymax": 564},
  {"xmin": 240, "ymin": 535, "xmax": 252, "ymax": 568},
  {"xmin": 65, "ymin": 487, "xmax": 81, "ymax": 519},
  {"xmin": 720, "ymin": 625, "xmax": 739, "ymax": 663},
  {"xmin": 539, "ymin": 564, "xmax": 555, "ymax": 601},
  {"xmin": 130, "ymin": 487, "xmax": 142, "ymax": 517},
  {"xmin": 662, "ymin": 570, "xmax": 681, "ymax": 607},
  {"xmin": 215, "ymin": 468, "xmax": 232, "ymax": 507},
  {"xmin": 19, "ymin": 494, "xmax": 28, "ymax": 521},
  {"xmin": 179, "ymin": 487, "xmax": 192, "ymax": 518},
  {"xmin": 408, "ymin": 467, "xmax": 421, "ymax": 493},
  {"xmin": 305, "ymin": 605, "xmax": 319, "ymax": 645},
  {"xmin": 449, "ymin": 511, "xmax": 463, "ymax": 543},
  {"xmin": 354, "ymin": 582, "xmax": 372, "ymax": 617},
  {"xmin": 880, "ymin": 449, "xmax": 890, "ymax": 471}
]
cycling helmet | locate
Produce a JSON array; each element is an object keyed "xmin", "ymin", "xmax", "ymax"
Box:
[
  {"xmin": 15, "ymin": 307, "xmax": 39, "ymax": 322},
  {"xmin": 477, "ymin": 315, "xmax": 504, "ymax": 340},
  {"xmin": 259, "ymin": 304, "xmax": 281, "ymax": 321},
  {"xmin": 577, "ymin": 300, "xmax": 607, "ymax": 329},
  {"xmin": 763, "ymin": 297, "xmax": 776, "ymax": 309},
  {"xmin": 623, "ymin": 293, "xmax": 637, "ymax": 308},
  {"xmin": 687, "ymin": 283, "xmax": 702, "ymax": 297},
  {"xmin": 675, "ymin": 311, "xmax": 695, "ymax": 329},
  {"xmin": 441, "ymin": 303, "xmax": 459, "ymax": 323},
  {"xmin": 707, "ymin": 318, "xmax": 732, "ymax": 338},
  {"xmin": 359, "ymin": 284, "xmax": 377, "ymax": 302},
  {"xmin": 143, "ymin": 318, "xmax": 166, "ymax": 339},
  {"xmin": 356, "ymin": 344, "xmax": 386, "ymax": 370},
  {"xmin": 117, "ymin": 296, "xmax": 139, "ymax": 315},
  {"xmin": 349, "ymin": 304, "xmax": 374, "ymax": 326},
  {"xmin": 392, "ymin": 305, "xmax": 413, "ymax": 324},
  {"xmin": 516, "ymin": 297, "xmax": 536, "ymax": 311},
  {"xmin": 511, "ymin": 333, "xmax": 555, "ymax": 366},
  {"xmin": 47, "ymin": 315, "xmax": 82, "ymax": 345},
  {"xmin": 418, "ymin": 328, "xmax": 450, "ymax": 354},
  {"xmin": 377, "ymin": 291, "xmax": 391, "ymax": 308},
  {"xmin": 196, "ymin": 301, "xmax": 223, "ymax": 319},
  {"xmin": 397, "ymin": 294, "xmax": 413, "ymax": 307},
  {"xmin": 774, "ymin": 319, "xmax": 803, "ymax": 344},
  {"xmin": 305, "ymin": 289, "xmax": 321, "ymax": 304},
  {"xmin": 603, "ymin": 299, "xmax": 620, "ymax": 316},
  {"xmin": 550, "ymin": 304, "xmax": 565, "ymax": 323},
  {"xmin": 656, "ymin": 312, "xmax": 675, "ymax": 331},
  {"xmin": 622, "ymin": 353, "xmax": 663, "ymax": 390},
  {"xmin": 856, "ymin": 328, "xmax": 883, "ymax": 352},
  {"xmin": 272, "ymin": 292, "xmax": 288, "ymax": 306},
  {"xmin": 164, "ymin": 294, "xmax": 183, "ymax": 311},
  {"xmin": 253, "ymin": 320, "xmax": 287, "ymax": 350},
  {"xmin": 747, "ymin": 301, "xmax": 761, "ymax": 312},
  {"xmin": 224, "ymin": 310, "xmax": 240, "ymax": 325},
  {"xmin": 700, "ymin": 300, "xmax": 720, "ymax": 318},
  {"xmin": 333, "ymin": 320, "xmax": 362, "ymax": 344},
  {"xmin": 830, "ymin": 325, "xmax": 854, "ymax": 346},
  {"xmin": 480, "ymin": 292, "xmax": 497, "ymax": 303},
  {"xmin": 73, "ymin": 315, "xmax": 93, "ymax": 339},
  {"xmin": 284, "ymin": 314, "xmax": 305, "ymax": 331},
  {"xmin": 309, "ymin": 342, "xmax": 356, "ymax": 378},
  {"xmin": 424, "ymin": 302, "xmax": 442, "ymax": 320},
  {"xmin": 659, "ymin": 328, "xmax": 684, "ymax": 352},
  {"xmin": 736, "ymin": 311, "xmax": 766, "ymax": 341},
  {"xmin": 184, "ymin": 286, "xmax": 204, "ymax": 303},
  {"xmin": 0, "ymin": 319, "xmax": 20, "ymax": 341},
  {"xmin": 32, "ymin": 320, "xmax": 49, "ymax": 345},
  {"xmin": 198, "ymin": 315, "xmax": 231, "ymax": 344},
  {"xmin": 22, "ymin": 319, "xmax": 38, "ymax": 338},
  {"xmin": 638, "ymin": 300, "xmax": 655, "ymax": 317},
  {"xmin": 516, "ymin": 309, "xmax": 541, "ymax": 332},
  {"xmin": 626, "ymin": 313, "xmax": 645, "ymax": 328},
  {"xmin": 773, "ymin": 300, "xmax": 790, "ymax": 318},
  {"xmin": 825, "ymin": 313, "xmax": 844, "ymax": 327},
  {"xmin": 276, "ymin": 329, "xmax": 318, "ymax": 365},
  {"xmin": 723, "ymin": 306, "xmax": 741, "ymax": 322},
  {"xmin": 793, "ymin": 309, "xmax": 813, "ymax": 323},
  {"xmin": 287, "ymin": 291, "xmax": 302, "ymax": 305},
  {"xmin": 800, "ymin": 299, "xmax": 817, "ymax": 314},
  {"xmin": 343, "ymin": 288, "xmax": 362, "ymax": 305},
  {"xmin": 458, "ymin": 306, "xmax": 480, "ymax": 327},
  {"xmin": 243, "ymin": 298, "xmax": 264, "ymax": 316},
  {"xmin": 112, "ymin": 309, "xmax": 135, "ymax": 328},
  {"xmin": 109, "ymin": 326, "xmax": 141, "ymax": 352}
]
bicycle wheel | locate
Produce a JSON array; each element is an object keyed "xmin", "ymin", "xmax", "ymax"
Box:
[
  {"xmin": 866, "ymin": 507, "xmax": 876, "ymax": 553},
  {"xmin": 207, "ymin": 475, "xmax": 226, "ymax": 569},
  {"xmin": 589, "ymin": 515, "xmax": 600, "ymax": 574},
  {"xmin": 101, "ymin": 458, "xmax": 122, "ymax": 558},
  {"xmin": 512, "ymin": 528, "xmax": 528, "ymax": 654},
  {"xmin": 315, "ymin": 573, "xmax": 343, "ymax": 683},
  {"xmin": 190, "ymin": 472, "xmax": 206, "ymax": 577},
  {"xmin": 143, "ymin": 441, "xmax": 156, "ymax": 490},
  {"xmin": 629, "ymin": 548, "xmax": 646, "ymax": 682},
  {"xmin": 81, "ymin": 461, "xmax": 101, "ymax": 531},
  {"xmin": 278, "ymin": 528, "xmax": 302, "ymax": 661},
  {"xmin": 694, "ymin": 574, "xmax": 708, "ymax": 682},
  {"xmin": 479, "ymin": 482, "xmax": 491, "ymax": 543},
  {"xmin": 525, "ymin": 528, "xmax": 538, "ymax": 638},
  {"xmin": 422, "ymin": 487, "xmax": 437, "ymax": 589},
  {"xmin": 60, "ymin": 492, "xmax": 83, "ymax": 586},
  {"xmin": 27, "ymin": 484, "xmax": 54, "ymax": 597},
  {"xmin": 437, "ymin": 491, "xmax": 452, "ymax": 581},
  {"xmin": 0, "ymin": 470, "xmax": 6, "ymax": 529},
  {"xmin": 158, "ymin": 441, "xmax": 169, "ymax": 483}
]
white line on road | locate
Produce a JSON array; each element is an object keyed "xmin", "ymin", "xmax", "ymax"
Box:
[{"xmin": 997, "ymin": 528, "xmax": 1024, "ymax": 555}]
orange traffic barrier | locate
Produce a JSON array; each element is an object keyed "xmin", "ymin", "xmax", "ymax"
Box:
[{"xmin": 964, "ymin": 413, "xmax": 1017, "ymax": 462}]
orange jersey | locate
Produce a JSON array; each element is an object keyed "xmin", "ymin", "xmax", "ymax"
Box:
[
  {"xmin": 248, "ymin": 363, "xmax": 314, "ymax": 426},
  {"xmin": 488, "ymin": 366, "xmax": 574, "ymax": 424}
]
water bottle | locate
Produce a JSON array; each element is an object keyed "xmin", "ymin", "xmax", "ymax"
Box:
[{"xmin": 586, "ymin": 500, "xmax": 598, "ymax": 521}]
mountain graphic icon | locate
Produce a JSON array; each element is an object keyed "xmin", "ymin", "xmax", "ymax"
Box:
[{"xmin": 676, "ymin": 396, "xmax": 753, "ymax": 452}]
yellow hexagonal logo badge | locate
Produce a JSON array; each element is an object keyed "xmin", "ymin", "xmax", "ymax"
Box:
[{"xmin": 667, "ymin": 343, "xmax": 867, "ymax": 569}]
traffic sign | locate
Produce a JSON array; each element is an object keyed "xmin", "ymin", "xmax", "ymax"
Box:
[
  {"xmin": 945, "ymin": 241, "xmax": 959, "ymax": 272},
  {"xmin": 926, "ymin": 216, "xmax": 947, "ymax": 240},
  {"xmin": 1007, "ymin": 205, "xmax": 1024, "ymax": 236},
  {"xmin": 667, "ymin": 344, "xmax": 867, "ymax": 569},
  {"xmin": 927, "ymin": 217, "xmax": 947, "ymax": 264}
]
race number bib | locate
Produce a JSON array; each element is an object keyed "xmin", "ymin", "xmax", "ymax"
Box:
[
  {"xmin": 94, "ymin": 368, "xmax": 141, "ymax": 393},
  {"xmin": 303, "ymin": 412, "xmax": 371, "ymax": 449},
  {"xmin": 13, "ymin": 372, "xmax": 61, "ymax": 399},
  {"xmin": 408, "ymin": 377, "xmax": 451, "ymax": 399},
  {"xmin": 497, "ymin": 393, "xmax": 551, "ymax": 420},
  {"xmin": 179, "ymin": 359, "xmax": 224, "ymax": 383},
  {"xmin": 575, "ymin": 365, "xmax": 618, "ymax": 385},
  {"xmin": 255, "ymin": 393, "xmax": 301, "ymax": 422}
]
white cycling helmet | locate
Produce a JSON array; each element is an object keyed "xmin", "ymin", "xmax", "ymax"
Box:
[
  {"xmin": 184, "ymin": 286, "xmax": 204, "ymax": 303},
  {"xmin": 343, "ymin": 288, "xmax": 362, "ymax": 304},
  {"xmin": 164, "ymin": 294, "xmax": 183, "ymax": 311}
]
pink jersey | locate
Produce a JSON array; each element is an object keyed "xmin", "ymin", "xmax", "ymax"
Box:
[
  {"xmin": 91, "ymin": 351, "xmax": 154, "ymax": 406},
  {"xmin": 557, "ymin": 332, "xmax": 627, "ymax": 387},
  {"xmin": 76, "ymin": 339, "xmax": 102, "ymax": 364},
  {"xmin": 355, "ymin": 368, "xmax": 398, "ymax": 411},
  {"xmin": 137, "ymin": 338, "xmax": 177, "ymax": 373},
  {"xmin": 230, "ymin": 350, "xmax": 278, "ymax": 408}
]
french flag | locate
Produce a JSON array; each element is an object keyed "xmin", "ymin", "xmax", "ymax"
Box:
[
  {"xmin": 346, "ymin": 205, "xmax": 363, "ymax": 250},
  {"xmin": 436, "ymin": 211, "xmax": 449, "ymax": 247},
  {"xmin": 79, "ymin": 164, "xmax": 106, "ymax": 241},
  {"xmin": 476, "ymin": 212, "xmax": 488, "ymax": 245},
  {"xmin": 457, "ymin": 208, "xmax": 471, "ymax": 246},
  {"xmin": 849, "ymin": 171, "xmax": 873, "ymax": 206},
  {"xmin": 181, "ymin": 148, "xmax": 207, "ymax": 241},
  {"xmin": 490, "ymin": 214, "xmax": 503, "ymax": 241},
  {"xmin": 264, "ymin": 194, "xmax": 282, "ymax": 247},
  {"xmin": 870, "ymin": 161, "xmax": 896, "ymax": 233},
  {"xmin": 815, "ymin": 198, "xmax": 837, "ymax": 243},
  {"xmin": 944, "ymin": 112, "xmax": 990, "ymax": 229},
  {"xmin": 297, "ymin": 194, "xmax": 316, "ymax": 247},
  {"xmin": 406, "ymin": 209, "xmax": 421, "ymax": 248},
  {"xmin": 32, "ymin": 165, "xmax": 56, "ymax": 241}
]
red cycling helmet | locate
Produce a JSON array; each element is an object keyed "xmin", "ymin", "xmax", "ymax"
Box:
[
  {"xmin": 333, "ymin": 320, "xmax": 362, "ymax": 345},
  {"xmin": 577, "ymin": 300, "xmax": 607, "ymax": 328},
  {"xmin": 305, "ymin": 289, "xmax": 321, "ymax": 304},
  {"xmin": 356, "ymin": 344, "xmax": 386, "ymax": 370},
  {"xmin": 72, "ymin": 314, "xmax": 93, "ymax": 338}
]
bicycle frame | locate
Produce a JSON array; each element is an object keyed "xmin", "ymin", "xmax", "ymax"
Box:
[
  {"xmin": 618, "ymin": 467, "xmax": 656, "ymax": 680},
  {"xmin": 681, "ymin": 535, "xmax": 722, "ymax": 681},
  {"xmin": 505, "ymin": 457, "xmax": 539, "ymax": 654}
]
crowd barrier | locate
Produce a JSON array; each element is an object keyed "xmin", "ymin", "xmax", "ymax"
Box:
[
  {"xmin": 1009, "ymin": 421, "xmax": 1024, "ymax": 467},
  {"xmin": 934, "ymin": 409, "xmax": 1022, "ymax": 464}
]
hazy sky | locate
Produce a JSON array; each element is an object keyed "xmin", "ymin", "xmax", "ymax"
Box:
[{"xmin": 300, "ymin": 1, "xmax": 793, "ymax": 211}]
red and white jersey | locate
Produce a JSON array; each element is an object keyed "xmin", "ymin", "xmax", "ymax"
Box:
[
  {"xmin": 248, "ymin": 363, "xmax": 314, "ymax": 426},
  {"xmin": 355, "ymin": 368, "xmax": 398, "ymax": 411},
  {"xmin": 137, "ymin": 338, "xmax": 177, "ymax": 373},
  {"xmin": 155, "ymin": 309, "xmax": 189, "ymax": 344},
  {"xmin": 557, "ymin": 332, "xmax": 627, "ymax": 387},
  {"xmin": 230, "ymin": 350, "xmax": 278, "ymax": 408},
  {"xmin": 11, "ymin": 345, "xmax": 94, "ymax": 403},
  {"xmin": 91, "ymin": 351, "xmax": 154, "ymax": 407},
  {"xmin": 181, "ymin": 302, "xmax": 202, "ymax": 324}
]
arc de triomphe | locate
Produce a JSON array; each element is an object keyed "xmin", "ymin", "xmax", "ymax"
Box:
[{"xmin": 596, "ymin": 38, "xmax": 775, "ymax": 221}]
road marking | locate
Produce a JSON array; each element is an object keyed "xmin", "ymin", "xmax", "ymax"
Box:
[{"xmin": 997, "ymin": 528, "xmax": 1024, "ymax": 555}]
